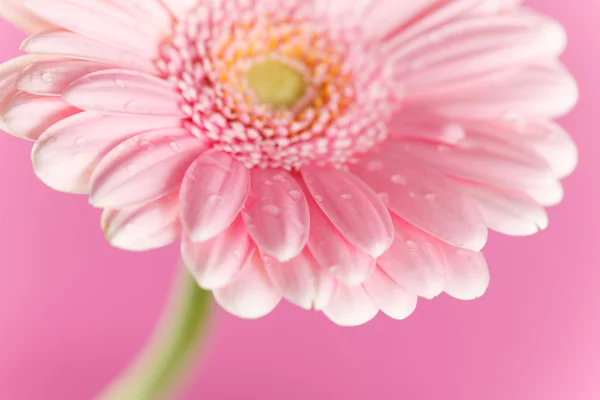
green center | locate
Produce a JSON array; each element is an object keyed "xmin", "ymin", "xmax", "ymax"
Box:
[{"xmin": 245, "ymin": 59, "xmax": 307, "ymax": 109}]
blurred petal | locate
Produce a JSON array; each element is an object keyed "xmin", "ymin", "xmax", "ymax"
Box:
[
  {"xmin": 324, "ymin": 283, "xmax": 379, "ymax": 327},
  {"xmin": 264, "ymin": 249, "xmax": 334, "ymax": 310},
  {"xmin": 102, "ymin": 193, "xmax": 180, "ymax": 251},
  {"xmin": 443, "ymin": 246, "xmax": 490, "ymax": 300},
  {"xmin": 363, "ymin": 268, "xmax": 418, "ymax": 320},
  {"xmin": 461, "ymin": 182, "xmax": 548, "ymax": 236},
  {"xmin": 214, "ymin": 252, "xmax": 282, "ymax": 319},
  {"xmin": 182, "ymin": 217, "xmax": 254, "ymax": 290},
  {"xmin": 378, "ymin": 217, "xmax": 446, "ymax": 299},
  {"xmin": 0, "ymin": 0, "xmax": 55, "ymax": 33}
]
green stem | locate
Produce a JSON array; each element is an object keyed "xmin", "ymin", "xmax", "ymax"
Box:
[{"xmin": 97, "ymin": 267, "xmax": 213, "ymax": 400}]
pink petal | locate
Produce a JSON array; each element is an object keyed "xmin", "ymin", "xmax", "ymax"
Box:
[
  {"xmin": 301, "ymin": 180, "xmax": 375, "ymax": 286},
  {"xmin": 161, "ymin": 0, "xmax": 197, "ymax": 20},
  {"xmin": 180, "ymin": 151, "xmax": 250, "ymax": 242},
  {"xmin": 301, "ymin": 167, "xmax": 394, "ymax": 258},
  {"xmin": 394, "ymin": 12, "xmax": 566, "ymax": 101},
  {"xmin": 423, "ymin": 63, "xmax": 578, "ymax": 120},
  {"xmin": 101, "ymin": 193, "xmax": 180, "ymax": 251},
  {"xmin": 323, "ymin": 283, "xmax": 379, "ymax": 327},
  {"xmin": 519, "ymin": 121, "xmax": 578, "ymax": 179},
  {"xmin": 17, "ymin": 59, "xmax": 112, "ymax": 96},
  {"xmin": 63, "ymin": 69, "xmax": 183, "ymax": 116},
  {"xmin": 23, "ymin": 0, "xmax": 164, "ymax": 59},
  {"xmin": 181, "ymin": 217, "xmax": 254, "ymax": 290},
  {"xmin": 214, "ymin": 252, "xmax": 282, "ymax": 319},
  {"xmin": 33, "ymin": 112, "xmax": 182, "ymax": 194},
  {"xmin": 526, "ymin": 181, "xmax": 564, "ymax": 207},
  {"xmin": 263, "ymin": 249, "xmax": 335, "ymax": 310},
  {"xmin": 443, "ymin": 246, "xmax": 490, "ymax": 301},
  {"xmin": 2, "ymin": 91, "xmax": 79, "ymax": 140},
  {"xmin": 89, "ymin": 128, "xmax": 205, "ymax": 208},
  {"xmin": 242, "ymin": 169, "xmax": 310, "ymax": 262},
  {"xmin": 470, "ymin": 0, "xmax": 523, "ymax": 14},
  {"xmin": 383, "ymin": 0, "xmax": 484, "ymax": 44},
  {"xmin": 353, "ymin": 155, "xmax": 487, "ymax": 251},
  {"xmin": 1, "ymin": 55, "xmax": 46, "ymax": 133},
  {"xmin": 363, "ymin": 268, "xmax": 418, "ymax": 320},
  {"xmin": 391, "ymin": 138, "xmax": 556, "ymax": 190},
  {"xmin": 377, "ymin": 217, "xmax": 446, "ymax": 299},
  {"xmin": 461, "ymin": 119, "xmax": 578, "ymax": 179},
  {"xmin": 21, "ymin": 29, "xmax": 157, "ymax": 74},
  {"xmin": 116, "ymin": 1, "xmax": 173, "ymax": 34},
  {"xmin": 461, "ymin": 183, "xmax": 548, "ymax": 236},
  {"xmin": 0, "ymin": 0, "xmax": 55, "ymax": 33}
]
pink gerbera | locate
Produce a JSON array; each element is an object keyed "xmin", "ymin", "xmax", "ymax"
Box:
[{"xmin": 0, "ymin": 0, "xmax": 577, "ymax": 326}]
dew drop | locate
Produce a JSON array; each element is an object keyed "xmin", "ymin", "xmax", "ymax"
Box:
[
  {"xmin": 273, "ymin": 174, "xmax": 286, "ymax": 182},
  {"xmin": 206, "ymin": 194, "xmax": 224, "ymax": 206},
  {"xmin": 288, "ymin": 190, "xmax": 303, "ymax": 202},
  {"xmin": 169, "ymin": 141, "xmax": 181, "ymax": 153},
  {"xmin": 378, "ymin": 192, "xmax": 390, "ymax": 204},
  {"xmin": 367, "ymin": 160, "xmax": 384, "ymax": 171},
  {"xmin": 425, "ymin": 193, "xmax": 437, "ymax": 201},
  {"xmin": 75, "ymin": 137, "xmax": 88, "ymax": 148},
  {"xmin": 114, "ymin": 79, "xmax": 126, "ymax": 89},
  {"xmin": 314, "ymin": 194, "xmax": 324, "ymax": 202},
  {"xmin": 127, "ymin": 163, "xmax": 139, "ymax": 176},
  {"xmin": 341, "ymin": 193, "xmax": 353, "ymax": 200},
  {"xmin": 406, "ymin": 240, "xmax": 419, "ymax": 251},
  {"xmin": 41, "ymin": 73, "xmax": 55, "ymax": 83},
  {"xmin": 265, "ymin": 180, "xmax": 274, "ymax": 186},
  {"xmin": 391, "ymin": 174, "xmax": 407, "ymax": 185},
  {"xmin": 262, "ymin": 204, "xmax": 281, "ymax": 216},
  {"xmin": 442, "ymin": 123, "xmax": 465, "ymax": 143}
]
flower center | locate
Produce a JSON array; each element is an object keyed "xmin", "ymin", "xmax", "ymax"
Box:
[
  {"xmin": 159, "ymin": 4, "xmax": 398, "ymax": 170},
  {"xmin": 245, "ymin": 59, "xmax": 307, "ymax": 109}
]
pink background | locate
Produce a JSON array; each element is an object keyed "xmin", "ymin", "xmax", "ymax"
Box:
[{"xmin": 1, "ymin": 1, "xmax": 599, "ymax": 399}]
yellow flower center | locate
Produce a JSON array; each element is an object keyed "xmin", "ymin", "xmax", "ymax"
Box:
[{"xmin": 245, "ymin": 59, "xmax": 307, "ymax": 109}]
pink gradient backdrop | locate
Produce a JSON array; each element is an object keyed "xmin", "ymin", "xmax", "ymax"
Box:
[{"xmin": 1, "ymin": 1, "xmax": 599, "ymax": 399}]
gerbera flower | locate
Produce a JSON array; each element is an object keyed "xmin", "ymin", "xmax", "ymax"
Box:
[{"xmin": 0, "ymin": 0, "xmax": 577, "ymax": 326}]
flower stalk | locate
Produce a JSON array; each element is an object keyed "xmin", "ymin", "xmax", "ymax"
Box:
[{"xmin": 97, "ymin": 267, "xmax": 213, "ymax": 400}]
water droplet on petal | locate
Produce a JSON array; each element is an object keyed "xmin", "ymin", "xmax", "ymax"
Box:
[
  {"xmin": 265, "ymin": 180, "xmax": 274, "ymax": 186},
  {"xmin": 406, "ymin": 240, "xmax": 419, "ymax": 251},
  {"xmin": 41, "ymin": 73, "xmax": 55, "ymax": 83},
  {"xmin": 391, "ymin": 174, "xmax": 407, "ymax": 185},
  {"xmin": 169, "ymin": 141, "xmax": 181, "ymax": 153},
  {"xmin": 114, "ymin": 79, "xmax": 125, "ymax": 89},
  {"xmin": 262, "ymin": 204, "xmax": 281, "ymax": 216},
  {"xmin": 341, "ymin": 193, "xmax": 353, "ymax": 200},
  {"xmin": 75, "ymin": 137, "xmax": 88, "ymax": 148},
  {"xmin": 127, "ymin": 164, "xmax": 139, "ymax": 176},
  {"xmin": 206, "ymin": 194, "xmax": 224, "ymax": 207},
  {"xmin": 367, "ymin": 160, "xmax": 384, "ymax": 171},
  {"xmin": 425, "ymin": 193, "xmax": 437, "ymax": 201},
  {"xmin": 378, "ymin": 192, "xmax": 390, "ymax": 204},
  {"xmin": 273, "ymin": 174, "xmax": 286, "ymax": 182},
  {"xmin": 288, "ymin": 190, "xmax": 303, "ymax": 202},
  {"xmin": 314, "ymin": 194, "xmax": 324, "ymax": 202}
]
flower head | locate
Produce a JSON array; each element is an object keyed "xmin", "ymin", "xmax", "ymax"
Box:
[{"xmin": 0, "ymin": 0, "xmax": 578, "ymax": 325}]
